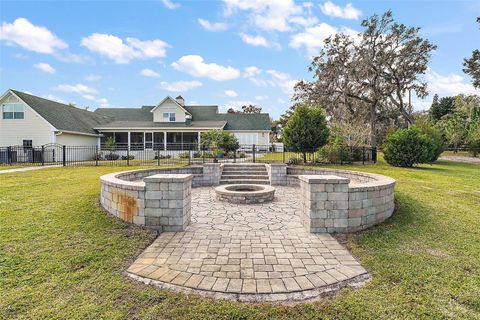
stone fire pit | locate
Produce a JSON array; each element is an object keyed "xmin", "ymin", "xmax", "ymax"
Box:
[{"xmin": 214, "ymin": 184, "xmax": 275, "ymax": 204}]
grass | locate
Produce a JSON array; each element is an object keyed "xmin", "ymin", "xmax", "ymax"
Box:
[
  {"xmin": 0, "ymin": 165, "xmax": 29, "ymax": 171},
  {"xmin": 1, "ymin": 158, "xmax": 479, "ymax": 319}
]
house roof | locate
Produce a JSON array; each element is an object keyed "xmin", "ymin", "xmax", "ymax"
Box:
[
  {"xmin": 95, "ymin": 105, "xmax": 271, "ymax": 131},
  {"xmin": 7, "ymin": 90, "xmax": 271, "ymax": 134},
  {"xmin": 11, "ymin": 90, "xmax": 112, "ymax": 135},
  {"xmin": 94, "ymin": 120, "xmax": 227, "ymax": 129}
]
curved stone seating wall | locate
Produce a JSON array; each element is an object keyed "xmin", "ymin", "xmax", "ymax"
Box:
[
  {"xmin": 289, "ymin": 167, "xmax": 396, "ymax": 233},
  {"xmin": 100, "ymin": 164, "xmax": 222, "ymax": 230}
]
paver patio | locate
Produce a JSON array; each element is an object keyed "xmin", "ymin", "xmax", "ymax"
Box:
[{"xmin": 127, "ymin": 186, "xmax": 370, "ymax": 302}]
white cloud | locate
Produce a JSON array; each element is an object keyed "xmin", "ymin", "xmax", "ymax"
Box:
[
  {"xmin": 43, "ymin": 94, "xmax": 65, "ymax": 104},
  {"xmin": 239, "ymin": 33, "xmax": 280, "ymax": 49},
  {"xmin": 34, "ymin": 62, "xmax": 55, "ymax": 74},
  {"xmin": 159, "ymin": 80, "xmax": 203, "ymax": 92},
  {"xmin": 56, "ymin": 83, "xmax": 96, "ymax": 94},
  {"xmin": 277, "ymin": 98, "xmax": 286, "ymax": 104},
  {"xmin": 0, "ymin": 18, "xmax": 68, "ymax": 54},
  {"xmin": 140, "ymin": 68, "xmax": 160, "ymax": 78},
  {"xmin": 243, "ymin": 66, "xmax": 262, "ymax": 78},
  {"xmin": 85, "ymin": 74, "xmax": 102, "ymax": 81},
  {"xmin": 255, "ymin": 95, "xmax": 268, "ymax": 100},
  {"xmin": 426, "ymin": 70, "xmax": 478, "ymax": 96},
  {"xmin": 161, "ymin": 0, "xmax": 181, "ymax": 9},
  {"xmin": 289, "ymin": 22, "xmax": 358, "ymax": 56},
  {"xmin": 224, "ymin": 89, "xmax": 238, "ymax": 97},
  {"xmin": 171, "ymin": 55, "xmax": 240, "ymax": 81},
  {"xmin": 266, "ymin": 69, "xmax": 297, "ymax": 95},
  {"xmin": 55, "ymin": 83, "xmax": 109, "ymax": 106},
  {"xmin": 81, "ymin": 33, "xmax": 170, "ymax": 64},
  {"xmin": 198, "ymin": 19, "xmax": 228, "ymax": 32},
  {"xmin": 223, "ymin": 0, "xmax": 302, "ymax": 32},
  {"xmin": 320, "ymin": 1, "xmax": 362, "ymax": 20}
]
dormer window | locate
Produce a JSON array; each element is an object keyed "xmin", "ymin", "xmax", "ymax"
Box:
[
  {"xmin": 2, "ymin": 103, "xmax": 24, "ymax": 120},
  {"xmin": 163, "ymin": 112, "xmax": 175, "ymax": 122}
]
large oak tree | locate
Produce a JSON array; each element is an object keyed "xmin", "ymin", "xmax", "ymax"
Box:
[{"xmin": 294, "ymin": 10, "xmax": 436, "ymax": 148}]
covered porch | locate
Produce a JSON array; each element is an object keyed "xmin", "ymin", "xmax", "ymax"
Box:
[{"xmin": 99, "ymin": 131, "xmax": 202, "ymax": 151}]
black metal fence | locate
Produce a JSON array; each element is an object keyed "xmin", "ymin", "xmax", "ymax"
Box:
[{"xmin": 0, "ymin": 143, "xmax": 376, "ymax": 167}]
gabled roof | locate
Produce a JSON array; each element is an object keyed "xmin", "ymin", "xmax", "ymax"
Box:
[
  {"xmin": 150, "ymin": 96, "xmax": 191, "ymax": 116},
  {"xmin": 10, "ymin": 90, "xmax": 112, "ymax": 135}
]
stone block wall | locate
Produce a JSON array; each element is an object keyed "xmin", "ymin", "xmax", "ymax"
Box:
[
  {"xmin": 100, "ymin": 171, "xmax": 194, "ymax": 231},
  {"xmin": 298, "ymin": 172, "xmax": 395, "ymax": 233},
  {"xmin": 299, "ymin": 175, "xmax": 350, "ymax": 233},
  {"xmin": 144, "ymin": 174, "xmax": 192, "ymax": 232},
  {"xmin": 100, "ymin": 179, "xmax": 146, "ymax": 226},
  {"xmin": 266, "ymin": 163, "xmax": 287, "ymax": 185},
  {"xmin": 202, "ymin": 163, "xmax": 222, "ymax": 186}
]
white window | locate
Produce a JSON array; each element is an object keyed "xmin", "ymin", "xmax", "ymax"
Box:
[
  {"xmin": 162, "ymin": 112, "xmax": 176, "ymax": 122},
  {"xmin": 2, "ymin": 103, "xmax": 24, "ymax": 120}
]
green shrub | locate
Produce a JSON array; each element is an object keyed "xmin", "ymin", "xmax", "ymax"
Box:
[
  {"xmin": 154, "ymin": 154, "xmax": 171, "ymax": 160},
  {"xmin": 287, "ymin": 157, "xmax": 302, "ymax": 165},
  {"xmin": 318, "ymin": 139, "xmax": 352, "ymax": 163},
  {"xmin": 179, "ymin": 152, "xmax": 190, "ymax": 159},
  {"xmin": 239, "ymin": 152, "xmax": 246, "ymax": 158},
  {"xmin": 193, "ymin": 151, "xmax": 201, "ymax": 158},
  {"xmin": 414, "ymin": 118, "xmax": 444, "ymax": 162},
  {"xmin": 121, "ymin": 155, "xmax": 135, "ymax": 160},
  {"xmin": 92, "ymin": 153, "xmax": 103, "ymax": 161},
  {"xmin": 105, "ymin": 153, "xmax": 120, "ymax": 160},
  {"xmin": 467, "ymin": 121, "xmax": 480, "ymax": 157},
  {"xmin": 383, "ymin": 127, "xmax": 435, "ymax": 167}
]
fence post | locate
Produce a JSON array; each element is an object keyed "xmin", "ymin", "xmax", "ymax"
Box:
[
  {"xmin": 234, "ymin": 150, "xmax": 237, "ymax": 163},
  {"xmin": 7, "ymin": 146, "xmax": 11, "ymax": 165},
  {"xmin": 188, "ymin": 150, "xmax": 191, "ymax": 165},
  {"xmin": 362, "ymin": 146, "xmax": 365, "ymax": 165},
  {"xmin": 41, "ymin": 146, "xmax": 45, "ymax": 166},
  {"xmin": 252, "ymin": 144, "xmax": 256, "ymax": 163},
  {"xmin": 372, "ymin": 146, "xmax": 377, "ymax": 163},
  {"xmin": 95, "ymin": 146, "xmax": 99, "ymax": 166},
  {"xmin": 62, "ymin": 145, "xmax": 66, "ymax": 166},
  {"xmin": 127, "ymin": 146, "xmax": 130, "ymax": 166}
]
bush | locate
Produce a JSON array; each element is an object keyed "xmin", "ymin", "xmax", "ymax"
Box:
[
  {"xmin": 105, "ymin": 153, "xmax": 120, "ymax": 160},
  {"xmin": 466, "ymin": 121, "xmax": 480, "ymax": 157},
  {"xmin": 179, "ymin": 152, "xmax": 190, "ymax": 159},
  {"xmin": 414, "ymin": 118, "xmax": 444, "ymax": 162},
  {"xmin": 121, "ymin": 155, "xmax": 135, "ymax": 160},
  {"xmin": 193, "ymin": 151, "xmax": 201, "ymax": 158},
  {"xmin": 287, "ymin": 157, "xmax": 302, "ymax": 165},
  {"xmin": 239, "ymin": 152, "xmax": 246, "ymax": 158},
  {"xmin": 92, "ymin": 152, "xmax": 103, "ymax": 161},
  {"xmin": 154, "ymin": 154, "xmax": 171, "ymax": 160},
  {"xmin": 383, "ymin": 127, "xmax": 435, "ymax": 167},
  {"xmin": 318, "ymin": 139, "xmax": 352, "ymax": 164}
]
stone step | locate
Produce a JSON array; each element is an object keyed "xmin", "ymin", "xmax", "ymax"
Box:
[
  {"xmin": 219, "ymin": 179, "xmax": 270, "ymax": 185},
  {"xmin": 222, "ymin": 164, "xmax": 266, "ymax": 168},
  {"xmin": 222, "ymin": 168, "xmax": 267, "ymax": 172},
  {"xmin": 221, "ymin": 174, "xmax": 269, "ymax": 179}
]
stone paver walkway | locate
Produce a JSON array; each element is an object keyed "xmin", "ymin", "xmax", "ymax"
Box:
[{"xmin": 127, "ymin": 187, "xmax": 370, "ymax": 302}]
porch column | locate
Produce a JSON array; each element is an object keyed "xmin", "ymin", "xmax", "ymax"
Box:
[
  {"xmin": 163, "ymin": 132, "xmax": 167, "ymax": 150},
  {"xmin": 127, "ymin": 132, "xmax": 131, "ymax": 150},
  {"xmin": 198, "ymin": 132, "xmax": 201, "ymax": 149}
]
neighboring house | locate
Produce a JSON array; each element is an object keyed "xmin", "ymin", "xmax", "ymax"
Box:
[{"xmin": 0, "ymin": 89, "xmax": 271, "ymax": 149}]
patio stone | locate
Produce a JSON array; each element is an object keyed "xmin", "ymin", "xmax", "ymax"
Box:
[{"xmin": 126, "ymin": 186, "xmax": 370, "ymax": 302}]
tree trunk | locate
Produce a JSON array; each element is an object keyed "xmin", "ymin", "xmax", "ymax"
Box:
[
  {"xmin": 370, "ymin": 104, "xmax": 377, "ymax": 148},
  {"xmin": 303, "ymin": 152, "xmax": 307, "ymax": 164}
]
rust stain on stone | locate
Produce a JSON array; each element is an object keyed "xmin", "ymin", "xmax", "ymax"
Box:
[{"xmin": 119, "ymin": 195, "xmax": 136, "ymax": 223}]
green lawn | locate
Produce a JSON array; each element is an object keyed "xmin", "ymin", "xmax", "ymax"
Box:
[
  {"xmin": 1, "ymin": 159, "xmax": 479, "ymax": 319},
  {"xmin": 0, "ymin": 165, "xmax": 28, "ymax": 171},
  {"xmin": 441, "ymin": 150, "xmax": 478, "ymax": 158}
]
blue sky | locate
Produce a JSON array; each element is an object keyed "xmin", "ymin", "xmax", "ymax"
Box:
[{"xmin": 0, "ymin": 0, "xmax": 479, "ymax": 119}]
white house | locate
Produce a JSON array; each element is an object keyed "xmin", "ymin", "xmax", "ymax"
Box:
[{"xmin": 0, "ymin": 89, "xmax": 271, "ymax": 149}]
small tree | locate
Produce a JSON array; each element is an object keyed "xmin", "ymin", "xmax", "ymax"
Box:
[
  {"xmin": 283, "ymin": 104, "xmax": 330, "ymax": 163},
  {"xmin": 383, "ymin": 127, "xmax": 435, "ymax": 167},
  {"xmin": 467, "ymin": 120, "xmax": 480, "ymax": 157},
  {"xmin": 463, "ymin": 17, "xmax": 480, "ymax": 89},
  {"xmin": 201, "ymin": 130, "xmax": 239, "ymax": 162},
  {"xmin": 442, "ymin": 113, "xmax": 467, "ymax": 152}
]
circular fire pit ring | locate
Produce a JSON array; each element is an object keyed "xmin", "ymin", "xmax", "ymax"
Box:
[{"xmin": 215, "ymin": 184, "xmax": 275, "ymax": 204}]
